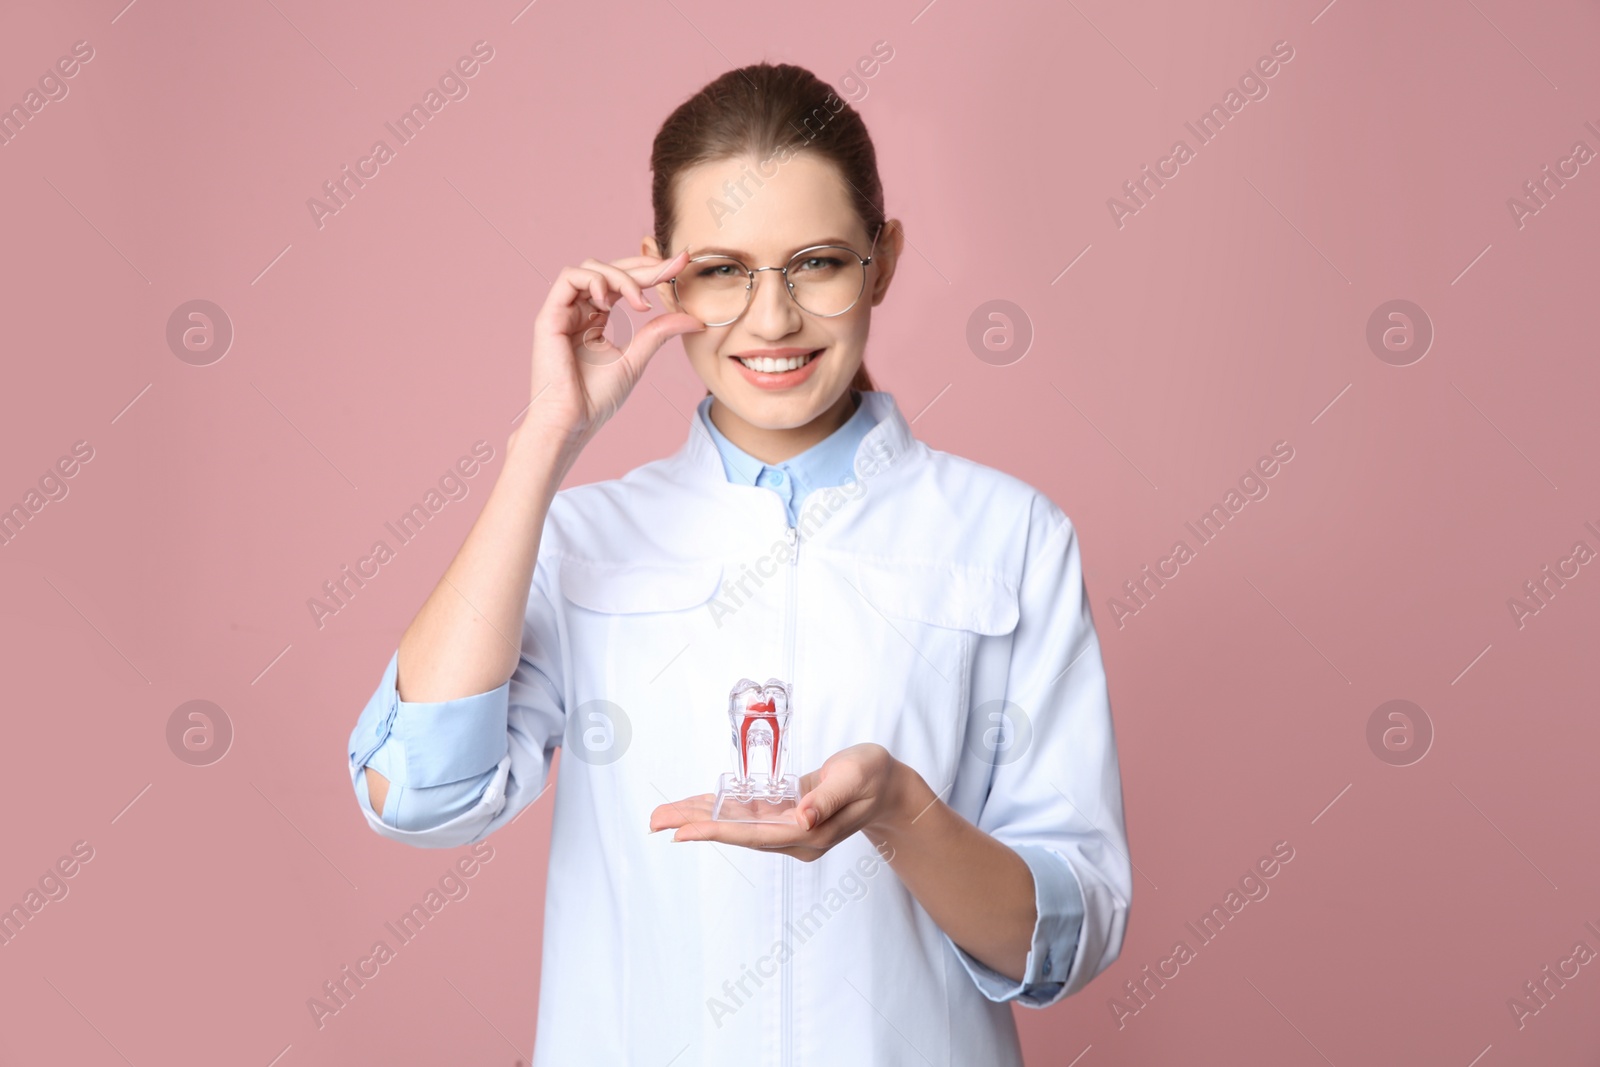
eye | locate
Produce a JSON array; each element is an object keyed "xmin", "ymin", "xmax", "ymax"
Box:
[{"xmin": 793, "ymin": 256, "xmax": 844, "ymax": 273}]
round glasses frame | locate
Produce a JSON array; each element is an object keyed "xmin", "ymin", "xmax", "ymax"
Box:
[{"xmin": 668, "ymin": 223, "xmax": 884, "ymax": 328}]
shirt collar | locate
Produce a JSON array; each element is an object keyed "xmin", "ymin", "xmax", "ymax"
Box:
[
  {"xmin": 677, "ymin": 388, "xmax": 918, "ymax": 492},
  {"xmin": 696, "ymin": 389, "xmax": 878, "ymax": 490}
]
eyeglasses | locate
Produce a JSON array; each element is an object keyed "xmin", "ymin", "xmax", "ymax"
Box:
[{"xmin": 668, "ymin": 223, "xmax": 883, "ymax": 328}]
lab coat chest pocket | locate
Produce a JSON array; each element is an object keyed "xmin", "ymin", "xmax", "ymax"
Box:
[
  {"xmin": 843, "ymin": 558, "xmax": 1020, "ymax": 792},
  {"xmin": 556, "ymin": 558, "xmax": 731, "ymax": 795}
]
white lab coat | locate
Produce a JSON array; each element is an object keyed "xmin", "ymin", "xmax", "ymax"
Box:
[{"xmin": 350, "ymin": 389, "xmax": 1131, "ymax": 1065}]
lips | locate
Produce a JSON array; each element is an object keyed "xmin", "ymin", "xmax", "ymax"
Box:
[{"xmin": 729, "ymin": 347, "xmax": 825, "ymax": 389}]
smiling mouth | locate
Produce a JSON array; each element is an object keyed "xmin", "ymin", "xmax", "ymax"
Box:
[{"xmin": 732, "ymin": 349, "xmax": 822, "ymax": 373}]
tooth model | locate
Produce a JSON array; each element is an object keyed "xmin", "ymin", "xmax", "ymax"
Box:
[{"xmin": 712, "ymin": 677, "xmax": 801, "ymax": 823}]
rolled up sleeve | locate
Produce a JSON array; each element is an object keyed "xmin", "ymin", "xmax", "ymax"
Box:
[
  {"xmin": 947, "ymin": 844, "xmax": 1086, "ymax": 1006},
  {"xmin": 957, "ymin": 498, "xmax": 1133, "ymax": 1007},
  {"xmin": 348, "ymin": 651, "xmax": 509, "ymax": 831},
  {"xmin": 347, "ymin": 557, "xmax": 568, "ymax": 849}
]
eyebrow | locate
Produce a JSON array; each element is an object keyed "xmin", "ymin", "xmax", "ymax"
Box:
[{"xmin": 684, "ymin": 238, "xmax": 859, "ymax": 260}]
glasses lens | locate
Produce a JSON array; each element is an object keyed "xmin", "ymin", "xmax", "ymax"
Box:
[
  {"xmin": 787, "ymin": 248, "xmax": 866, "ymax": 316},
  {"xmin": 675, "ymin": 257, "xmax": 749, "ymax": 324}
]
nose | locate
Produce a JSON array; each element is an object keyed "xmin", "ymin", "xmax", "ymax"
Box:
[{"xmin": 742, "ymin": 267, "xmax": 803, "ymax": 339}]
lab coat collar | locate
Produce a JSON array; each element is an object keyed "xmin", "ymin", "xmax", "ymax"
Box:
[{"xmin": 675, "ymin": 389, "xmax": 920, "ymax": 491}]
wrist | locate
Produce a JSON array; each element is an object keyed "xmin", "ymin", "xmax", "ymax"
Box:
[{"xmin": 506, "ymin": 415, "xmax": 585, "ymax": 479}]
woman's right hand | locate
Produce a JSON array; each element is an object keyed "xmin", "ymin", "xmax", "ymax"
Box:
[{"xmin": 520, "ymin": 249, "xmax": 704, "ymax": 452}]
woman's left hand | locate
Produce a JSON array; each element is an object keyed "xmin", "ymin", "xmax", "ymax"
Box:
[{"xmin": 648, "ymin": 742, "xmax": 911, "ymax": 861}]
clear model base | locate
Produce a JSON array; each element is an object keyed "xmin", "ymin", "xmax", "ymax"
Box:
[{"xmin": 712, "ymin": 772, "xmax": 801, "ymax": 823}]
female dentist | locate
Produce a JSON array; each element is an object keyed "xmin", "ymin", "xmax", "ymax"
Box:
[{"xmin": 347, "ymin": 61, "xmax": 1132, "ymax": 1066}]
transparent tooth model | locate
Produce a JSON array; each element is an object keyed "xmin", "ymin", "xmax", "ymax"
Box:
[{"xmin": 711, "ymin": 677, "xmax": 801, "ymax": 823}]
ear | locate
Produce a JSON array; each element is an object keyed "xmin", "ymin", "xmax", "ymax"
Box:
[{"xmin": 868, "ymin": 218, "xmax": 904, "ymax": 307}]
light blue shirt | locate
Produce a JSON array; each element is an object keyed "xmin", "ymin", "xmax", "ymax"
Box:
[
  {"xmin": 696, "ymin": 389, "xmax": 879, "ymax": 527},
  {"xmin": 348, "ymin": 388, "xmax": 1084, "ymax": 1004}
]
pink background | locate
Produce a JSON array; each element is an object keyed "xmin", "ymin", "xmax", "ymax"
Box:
[{"xmin": 2, "ymin": 0, "xmax": 1597, "ymax": 1063}]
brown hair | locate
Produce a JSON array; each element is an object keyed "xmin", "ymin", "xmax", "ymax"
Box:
[{"xmin": 649, "ymin": 61, "xmax": 884, "ymax": 395}]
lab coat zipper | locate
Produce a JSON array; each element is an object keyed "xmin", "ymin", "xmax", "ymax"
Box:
[{"xmin": 781, "ymin": 520, "xmax": 798, "ymax": 1067}]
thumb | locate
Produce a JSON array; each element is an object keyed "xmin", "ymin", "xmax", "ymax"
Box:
[
  {"xmin": 621, "ymin": 311, "xmax": 704, "ymax": 369},
  {"xmin": 797, "ymin": 765, "xmax": 860, "ymax": 830}
]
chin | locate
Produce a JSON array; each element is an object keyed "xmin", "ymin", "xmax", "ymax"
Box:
[{"xmin": 721, "ymin": 380, "xmax": 851, "ymax": 427}]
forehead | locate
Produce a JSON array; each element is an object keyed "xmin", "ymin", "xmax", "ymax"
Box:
[{"xmin": 670, "ymin": 153, "xmax": 865, "ymax": 259}]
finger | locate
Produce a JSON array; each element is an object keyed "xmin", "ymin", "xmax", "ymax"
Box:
[
  {"xmin": 634, "ymin": 249, "xmax": 690, "ymax": 287},
  {"xmin": 581, "ymin": 253, "xmax": 678, "ymax": 277},
  {"xmin": 579, "ymin": 257, "xmax": 640, "ymax": 310},
  {"xmin": 553, "ymin": 254, "xmax": 684, "ymax": 321},
  {"xmin": 563, "ymin": 255, "xmax": 681, "ymax": 301},
  {"xmin": 550, "ymin": 266, "xmax": 604, "ymax": 307},
  {"xmin": 580, "ymin": 258, "xmax": 651, "ymax": 313},
  {"xmin": 538, "ymin": 267, "xmax": 609, "ymax": 331},
  {"xmin": 672, "ymin": 818, "xmax": 809, "ymax": 847},
  {"xmin": 649, "ymin": 794, "xmax": 716, "ymax": 832},
  {"xmin": 642, "ymin": 251, "xmax": 693, "ymax": 312}
]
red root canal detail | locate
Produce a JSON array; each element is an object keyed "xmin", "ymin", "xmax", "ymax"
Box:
[{"xmin": 738, "ymin": 699, "xmax": 779, "ymax": 781}]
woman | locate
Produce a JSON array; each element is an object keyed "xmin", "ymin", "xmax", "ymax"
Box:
[{"xmin": 347, "ymin": 61, "xmax": 1131, "ymax": 1065}]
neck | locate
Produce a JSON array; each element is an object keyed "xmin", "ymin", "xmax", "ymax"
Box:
[{"xmin": 708, "ymin": 389, "xmax": 861, "ymax": 465}]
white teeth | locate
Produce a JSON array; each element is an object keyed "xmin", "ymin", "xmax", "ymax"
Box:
[{"xmin": 738, "ymin": 351, "xmax": 816, "ymax": 373}]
